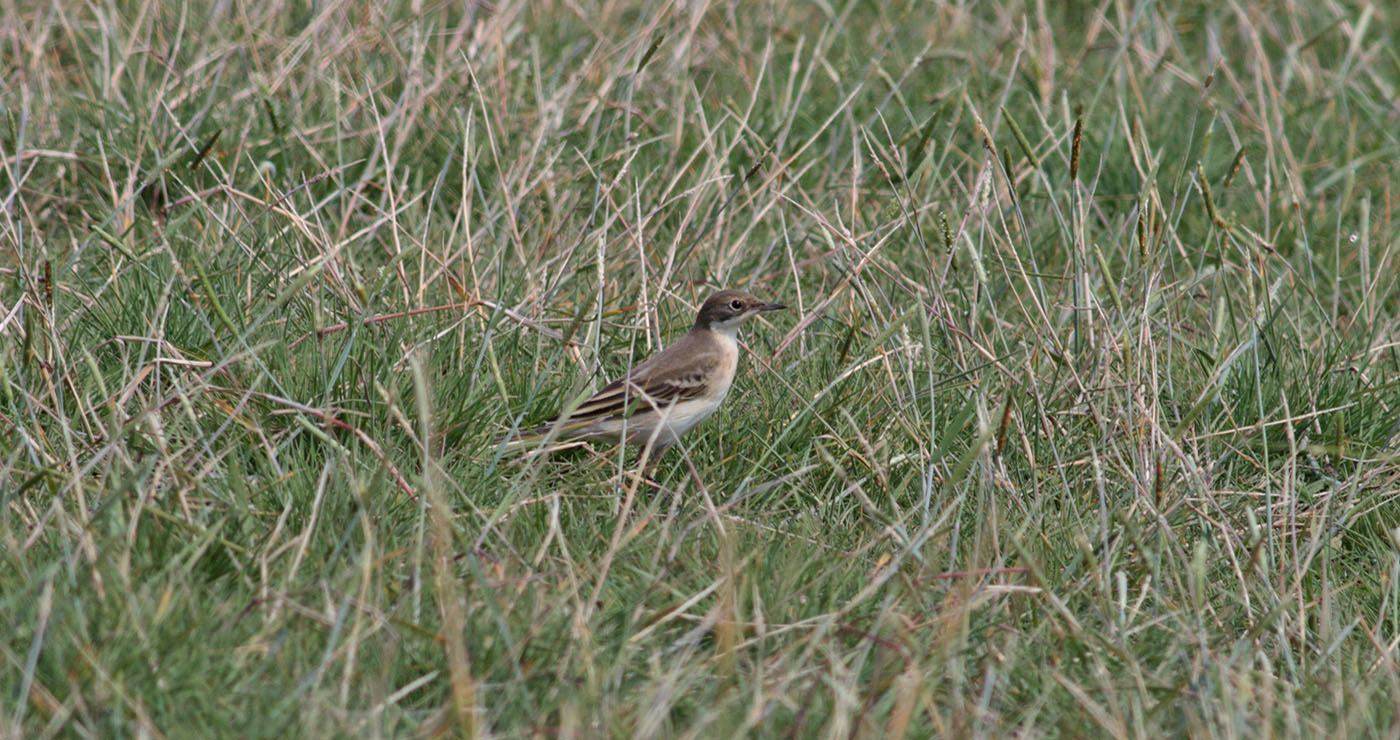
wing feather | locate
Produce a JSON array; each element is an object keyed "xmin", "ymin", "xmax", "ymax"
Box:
[{"xmin": 544, "ymin": 351, "xmax": 719, "ymax": 428}]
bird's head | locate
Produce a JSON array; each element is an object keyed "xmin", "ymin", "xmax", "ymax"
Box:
[{"xmin": 694, "ymin": 289, "xmax": 786, "ymax": 333}]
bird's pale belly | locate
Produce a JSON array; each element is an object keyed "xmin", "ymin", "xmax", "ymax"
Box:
[{"xmin": 580, "ymin": 395, "xmax": 726, "ymax": 448}]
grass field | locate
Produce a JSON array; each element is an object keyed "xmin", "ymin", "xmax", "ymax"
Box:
[{"xmin": 5, "ymin": 0, "xmax": 1400, "ymax": 736}]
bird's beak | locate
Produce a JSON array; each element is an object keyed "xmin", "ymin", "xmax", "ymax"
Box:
[{"xmin": 758, "ymin": 302, "xmax": 787, "ymax": 312}]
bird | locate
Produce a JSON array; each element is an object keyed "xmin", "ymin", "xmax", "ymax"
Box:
[{"xmin": 502, "ymin": 289, "xmax": 786, "ymax": 457}]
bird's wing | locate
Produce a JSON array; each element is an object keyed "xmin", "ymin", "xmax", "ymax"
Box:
[
  {"xmin": 534, "ymin": 331, "xmax": 728, "ymax": 430},
  {"xmin": 543, "ymin": 342, "xmax": 721, "ymax": 429}
]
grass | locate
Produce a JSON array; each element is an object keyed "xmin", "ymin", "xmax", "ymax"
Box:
[{"xmin": 4, "ymin": 0, "xmax": 1400, "ymax": 736}]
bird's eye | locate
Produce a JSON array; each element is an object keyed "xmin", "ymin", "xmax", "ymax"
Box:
[{"xmin": 729, "ymin": 299, "xmax": 743, "ymax": 310}]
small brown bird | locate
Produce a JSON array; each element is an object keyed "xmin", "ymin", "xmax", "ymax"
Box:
[{"xmin": 504, "ymin": 289, "xmax": 786, "ymax": 455}]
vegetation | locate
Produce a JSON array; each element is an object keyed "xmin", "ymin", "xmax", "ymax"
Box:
[{"xmin": 4, "ymin": 0, "xmax": 1399, "ymax": 735}]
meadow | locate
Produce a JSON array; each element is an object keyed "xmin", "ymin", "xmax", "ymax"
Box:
[{"xmin": 4, "ymin": 0, "xmax": 1400, "ymax": 736}]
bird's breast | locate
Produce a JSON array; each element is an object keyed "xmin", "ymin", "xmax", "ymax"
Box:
[{"xmin": 708, "ymin": 337, "xmax": 740, "ymax": 401}]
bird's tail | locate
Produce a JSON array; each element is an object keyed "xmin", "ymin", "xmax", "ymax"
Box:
[
  {"xmin": 495, "ymin": 420, "xmax": 592, "ymax": 456},
  {"xmin": 495, "ymin": 425, "xmax": 546, "ymax": 455}
]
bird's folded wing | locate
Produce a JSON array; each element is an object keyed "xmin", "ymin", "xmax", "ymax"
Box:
[{"xmin": 548, "ymin": 353, "xmax": 719, "ymax": 425}]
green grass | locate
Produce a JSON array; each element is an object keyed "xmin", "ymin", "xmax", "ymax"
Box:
[{"xmin": 4, "ymin": 0, "xmax": 1400, "ymax": 736}]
